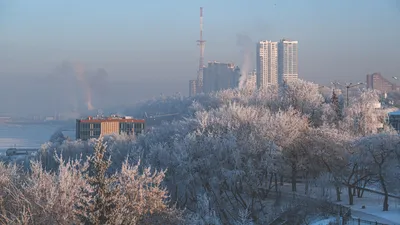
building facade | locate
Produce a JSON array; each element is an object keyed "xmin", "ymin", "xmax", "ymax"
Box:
[
  {"xmin": 366, "ymin": 73, "xmax": 400, "ymax": 93},
  {"xmin": 245, "ymin": 70, "xmax": 257, "ymax": 90},
  {"xmin": 189, "ymin": 80, "xmax": 197, "ymax": 97},
  {"xmin": 388, "ymin": 111, "xmax": 400, "ymax": 132},
  {"xmin": 76, "ymin": 115, "xmax": 145, "ymax": 140},
  {"xmin": 203, "ymin": 61, "xmax": 241, "ymax": 94},
  {"xmin": 256, "ymin": 40, "xmax": 278, "ymax": 89},
  {"xmin": 278, "ymin": 39, "xmax": 298, "ymax": 84}
]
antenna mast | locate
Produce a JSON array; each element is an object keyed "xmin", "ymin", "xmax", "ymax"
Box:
[{"xmin": 196, "ymin": 7, "xmax": 205, "ymax": 93}]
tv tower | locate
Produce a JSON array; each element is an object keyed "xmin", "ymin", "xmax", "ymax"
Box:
[{"xmin": 196, "ymin": 7, "xmax": 206, "ymax": 93}]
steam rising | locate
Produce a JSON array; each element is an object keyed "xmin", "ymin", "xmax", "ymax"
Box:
[
  {"xmin": 236, "ymin": 34, "xmax": 254, "ymax": 89},
  {"xmin": 74, "ymin": 62, "xmax": 94, "ymax": 110},
  {"xmin": 51, "ymin": 61, "xmax": 108, "ymax": 112}
]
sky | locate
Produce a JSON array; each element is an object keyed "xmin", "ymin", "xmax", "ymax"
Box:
[{"xmin": 1, "ymin": 0, "xmax": 400, "ymax": 115}]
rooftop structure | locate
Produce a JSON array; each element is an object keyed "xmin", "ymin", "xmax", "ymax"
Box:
[
  {"xmin": 76, "ymin": 115, "xmax": 145, "ymax": 140},
  {"xmin": 78, "ymin": 115, "xmax": 144, "ymax": 123}
]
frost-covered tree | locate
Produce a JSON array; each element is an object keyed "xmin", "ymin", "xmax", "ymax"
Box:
[
  {"xmin": 354, "ymin": 133, "xmax": 400, "ymax": 211},
  {"xmin": 342, "ymin": 90, "xmax": 389, "ymax": 136},
  {"xmin": 185, "ymin": 193, "xmax": 222, "ymax": 225},
  {"xmin": 0, "ymin": 138, "xmax": 182, "ymax": 225},
  {"xmin": 306, "ymin": 125, "xmax": 354, "ymax": 201},
  {"xmin": 331, "ymin": 90, "xmax": 342, "ymax": 124},
  {"xmin": 137, "ymin": 103, "xmax": 287, "ymax": 223},
  {"xmin": 279, "ymin": 79, "xmax": 325, "ymax": 125},
  {"xmin": 5, "ymin": 79, "xmax": 390, "ymax": 223},
  {"xmin": 0, "ymin": 156, "xmax": 89, "ymax": 224},
  {"xmin": 258, "ymin": 108, "xmax": 310, "ymax": 192},
  {"xmin": 49, "ymin": 129, "xmax": 67, "ymax": 144},
  {"xmin": 75, "ymin": 138, "xmax": 118, "ymax": 225},
  {"xmin": 37, "ymin": 133, "xmax": 139, "ymax": 173}
]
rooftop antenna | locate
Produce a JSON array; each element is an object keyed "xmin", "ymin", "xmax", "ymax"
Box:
[{"xmin": 196, "ymin": 7, "xmax": 206, "ymax": 93}]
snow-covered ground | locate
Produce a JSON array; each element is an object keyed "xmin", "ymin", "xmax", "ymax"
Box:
[
  {"xmin": 280, "ymin": 183, "xmax": 400, "ymax": 225},
  {"xmin": 347, "ymin": 192, "xmax": 400, "ymax": 225},
  {"xmin": 309, "ymin": 217, "xmax": 337, "ymax": 225}
]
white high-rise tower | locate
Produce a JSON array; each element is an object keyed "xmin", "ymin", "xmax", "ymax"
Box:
[
  {"xmin": 256, "ymin": 40, "xmax": 278, "ymax": 89},
  {"xmin": 278, "ymin": 39, "xmax": 298, "ymax": 84}
]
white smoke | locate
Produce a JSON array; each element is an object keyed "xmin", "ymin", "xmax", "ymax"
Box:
[
  {"xmin": 236, "ymin": 34, "xmax": 254, "ymax": 89},
  {"xmin": 73, "ymin": 62, "xmax": 94, "ymax": 111}
]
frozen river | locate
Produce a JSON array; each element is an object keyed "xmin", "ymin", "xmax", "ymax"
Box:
[{"xmin": 0, "ymin": 124, "xmax": 75, "ymax": 153}]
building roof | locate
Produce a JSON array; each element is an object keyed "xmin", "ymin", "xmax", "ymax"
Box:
[
  {"xmin": 78, "ymin": 115, "xmax": 145, "ymax": 123},
  {"xmin": 388, "ymin": 110, "xmax": 400, "ymax": 116}
]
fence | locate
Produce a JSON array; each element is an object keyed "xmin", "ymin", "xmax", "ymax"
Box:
[
  {"xmin": 346, "ymin": 217, "xmax": 388, "ymax": 225},
  {"xmin": 268, "ymin": 191, "xmax": 394, "ymax": 225},
  {"xmin": 268, "ymin": 192, "xmax": 352, "ymax": 224}
]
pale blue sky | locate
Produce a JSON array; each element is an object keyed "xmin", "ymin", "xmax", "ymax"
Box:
[{"xmin": 1, "ymin": 0, "xmax": 400, "ymax": 109}]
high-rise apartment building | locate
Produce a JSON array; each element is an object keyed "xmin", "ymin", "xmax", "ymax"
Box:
[
  {"xmin": 189, "ymin": 80, "xmax": 197, "ymax": 97},
  {"xmin": 245, "ymin": 70, "xmax": 257, "ymax": 90},
  {"xmin": 278, "ymin": 39, "xmax": 298, "ymax": 84},
  {"xmin": 203, "ymin": 61, "xmax": 241, "ymax": 94},
  {"xmin": 256, "ymin": 41, "xmax": 278, "ymax": 89}
]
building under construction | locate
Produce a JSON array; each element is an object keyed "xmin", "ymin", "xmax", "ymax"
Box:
[{"xmin": 76, "ymin": 115, "xmax": 145, "ymax": 140}]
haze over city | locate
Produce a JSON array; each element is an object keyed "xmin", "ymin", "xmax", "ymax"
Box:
[
  {"xmin": 1, "ymin": 0, "xmax": 400, "ymax": 116},
  {"xmin": 3, "ymin": 1, "xmax": 400, "ymax": 224}
]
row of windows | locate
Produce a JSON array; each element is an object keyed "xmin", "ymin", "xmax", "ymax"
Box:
[
  {"xmin": 79, "ymin": 130, "xmax": 101, "ymax": 137},
  {"xmin": 80, "ymin": 122, "xmax": 144, "ymax": 130},
  {"xmin": 79, "ymin": 123, "xmax": 101, "ymax": 129}
]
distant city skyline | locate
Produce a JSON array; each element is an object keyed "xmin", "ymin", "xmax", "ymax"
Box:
[{"xmin": 2, "ymin": 0, "xmax": 400, "ymax": 114}]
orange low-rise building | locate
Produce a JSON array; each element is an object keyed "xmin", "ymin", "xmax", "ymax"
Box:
[{"xmin": 76, "ymin": 115, "xmax": 145, "ymax": 140}]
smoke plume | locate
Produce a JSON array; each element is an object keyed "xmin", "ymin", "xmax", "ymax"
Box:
[
  {"xmin": 236, "ymin": 33, "xmax": 254, "ymax": 89},
  {"xmin": 49, "ymin": 61, "xmax": 109, "ymax": 112},
  {"xmin": 74, "ymin": 62, "xmax": 94, "ymax": 110}
]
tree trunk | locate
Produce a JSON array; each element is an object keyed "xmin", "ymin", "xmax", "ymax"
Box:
[
  {"xmin": 335, "ymin": 185, "xmax": 341, "ymax": 202},
  {"xmin": 383, "ymin": 192, "xmax": 389, "ymax": 212},
  {"xmin": 305, "ymin": 172, "xmax": 309, "ymax": 195},
  {"xmin": 274, "ymin": 173, "xmax": 278, "ymax": 193},
  {"xmin": 348, "ymin": 186, "xmax": 354, "ymax": 205},
  {"xmin": 360, "ymin": 180, "xmax": 367, "ymax": 198},
  {"xmin": 280, "ymin": 175, "xmax": 283, "ymax": 186},
  {"xmin": 378, "ymin": 169, "xmax": 389, "ymax": 211},
  {"xmin": 291, "ymin": 163, "xmax": 297, "ymax": 192}
]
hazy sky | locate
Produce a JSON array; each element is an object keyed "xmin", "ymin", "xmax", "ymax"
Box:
[{"xmin": 1, "ymin": 0, "xmax": 400, "ymax": 115}]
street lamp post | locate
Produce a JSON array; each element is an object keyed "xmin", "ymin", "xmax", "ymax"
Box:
[
  {"xmin": 392, "ymin": 76, "xmax": 399, "ymax": 91},
  {"xmin": 330, "ymin": 81, "xmax": 363, "ymax": 106},
  {"xmin": 345, "ymin": 82, "xmax": 364, "ymax": 107}
]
